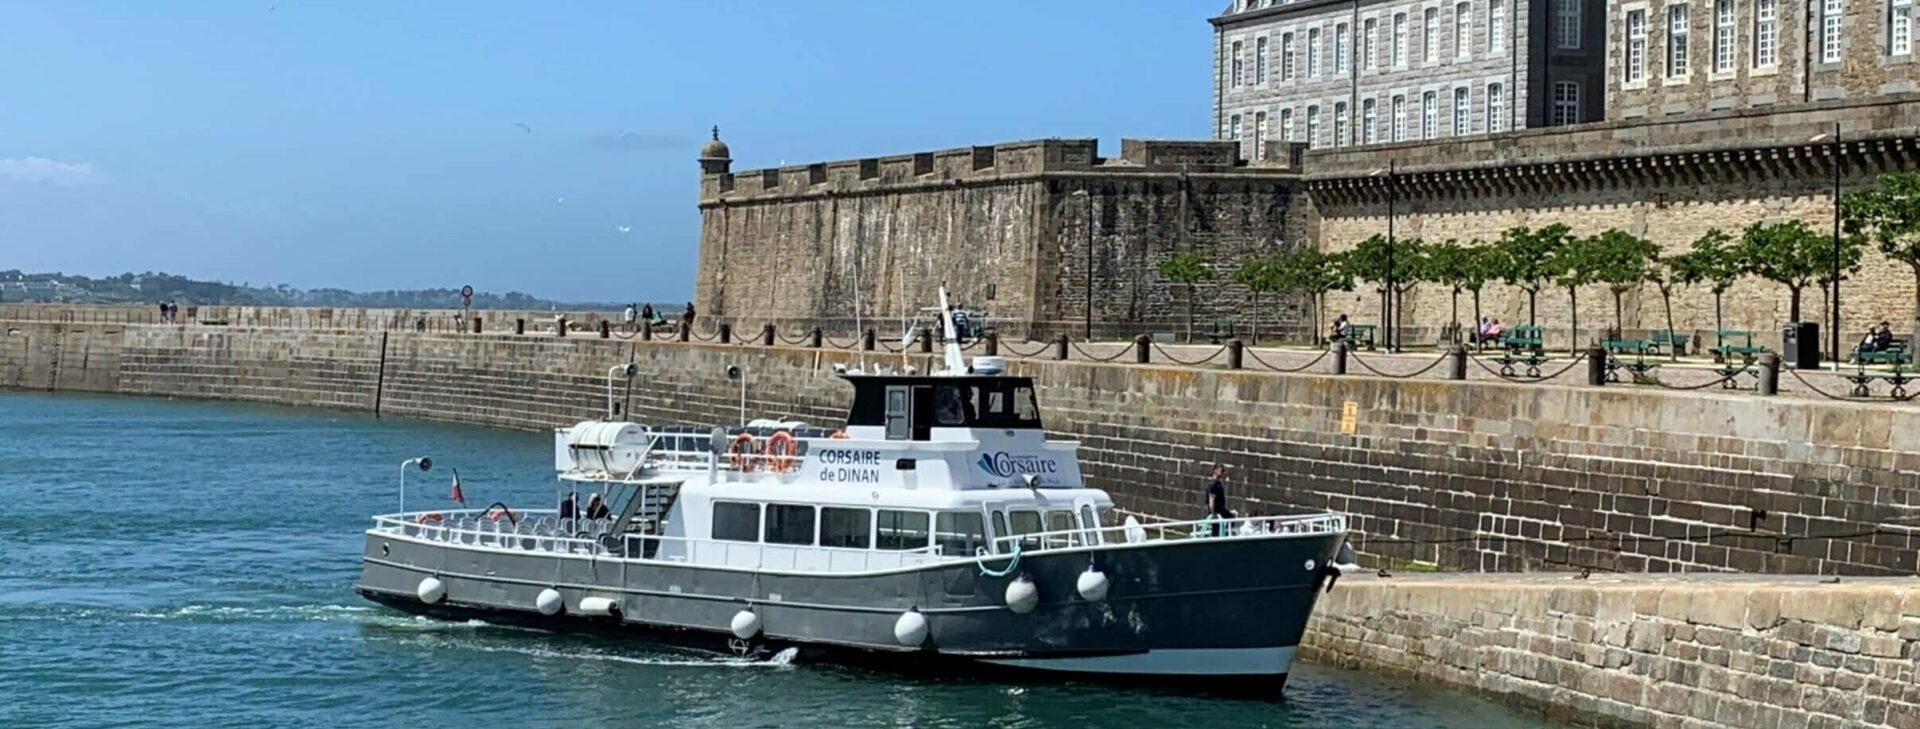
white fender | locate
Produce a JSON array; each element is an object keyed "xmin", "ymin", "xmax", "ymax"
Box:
[
  {"xmin": 536, "ymin": 587, "xmax": 564, "ymax": 616},
  {"xmin": 416, "ymin": 577, "xmax": 445, "ymax": 604},
  {"xmin": 1004, "ymin": 575, "xmax": 1039, "ymax": 614},
  {"xmin": 893, "ymin": 610, "xmax": 929, "ymax": 647},
  {"xmin": 578, "ymin": 597, "xmax": 619, "ymax": 616},
  {"xmin": 1076, "ymin": 567, "xmax": 1110, "ymax": 602},
  {"xmin": 730, "ymin": 609, "xmax": 762, "ymax": 639}
]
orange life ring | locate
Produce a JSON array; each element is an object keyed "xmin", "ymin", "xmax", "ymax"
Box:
[
  {"xmin": 414, "ymin": 512, "xmax": 444, "ymax": 524},
  {"xmin": 728, "ymin": 433, "xmax": 758, "ymax": 472},
  {"xmin": 764, "ymin": 431, "xmax": 798, "ymax": 472},
  {"xmin": 829, "ymin": 430, "xmax": 849, "ymax": 440}
]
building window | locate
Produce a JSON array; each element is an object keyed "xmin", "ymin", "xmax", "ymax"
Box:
[
  {"xmin": 1714, "ymin": 0, "xmax": 1734, "ymax": 72},
  {"xmin": 1668, "ymin": 4, "xmax": 1690, "ymax": 77},
  {"xmin": 1254, "ymin": 111, "xmax": 1268, "ymax": 158},
  {"xmin": 1256, "ymin": 36, "xmax": 1269, "ymax": 82},
  {"xmin": 1423, "ymin": 8, "xmax": 1438, "ymax": 60},
  {"xmin": 1456, "ymin": 2, "xmax": 1472, "ymax": 58},
  {"xmin": 1391, "ymin": 95, "xmax": 1407, "ymax": 141},
  {"xmin": 1362, "ymin": 98, "xmax": 1378, "ymax": 143},
  {"xmin": 1305, "ymin": 105, "xmax": 1320, "ymax": 148},
  {"xmin": 1487, "ymin": 82, "xmax": 1504, "ymax": 133},
  {"xmin": 1282, "ymin": 33, "xmax": 1296, "ymax": 80},
  {"xmin": 1333, "ymin": 102, "xmax": 1349, "ymax": 146},
  {"xmin": 1754, "ymin": 0, "xmax": 1777, "ymax": 67},
  {"xmin": 1822, "ymin": 0, "xmax": 1843, "ymax": 63},
  {"xmin": 1896, "ymin": 0, "xmax": 1915, "ymax": 56},
  {"xmin": 1490, "ymin": 0, "xmax": 1506, "ymax": 52},
  {"xmin": 1553, "ymin": 81, "xmax": 1580, "ymax": 125},
  {"xmin": 1452, "ymin": 87, "xmax": 1470, "ymax": 135},
  {"xmin": 1421, "ymin": 91, "xmax": 1437, "ymax": 138},
  {"xmin": 1231, "ymin": 41, "xmax": 1244, "ymax": 86},
  {"xmin": 1626, "ymin": 9, "xmax": 1647, "ymax": 83},
  {"xmin": 1555, "ymin": 0, "xmax": 1582, "ymax": 49},
  {"xmin": 1336, "ymin": 23, "xmax": 1351, "ymax": 73},
  {"xmin": 1281, "ymin": 108, "xmax": 1294, "ymax": 140},
  {"xmin": 1230, "ymin": 114, "xmax": 1242, "ymax": 140},
  {"xmin": 1393, "ymin": 13, "xmax": 1409, "ymax": 66},
  {"xmin": 1308, "ymin": 27, "xmax": 1322, "ymax": 76},
  {"xmin": 1364, "ymin": 18, "xmax": 1378, "ymax": 69}
]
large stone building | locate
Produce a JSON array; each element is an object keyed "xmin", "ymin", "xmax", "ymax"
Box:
[
  {"xmin": 1210, "ymin": 0, "xmax": 1607, "ymax": 158},
  {"xmin": 1605, "ymin": 0, "xmax": 1917, "ymax": 119}
]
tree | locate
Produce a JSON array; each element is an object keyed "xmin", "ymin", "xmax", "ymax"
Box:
[
  {"xmin": 1546, "ymin": 232, "xmax": 1603, "ymax": 352},
  {"xmin": 1344, "ymin": 235, "xmax": 1426, "ymax": 347},
  {"xmin": 1159, "ymin": 250, "xmax": 1214, "ymax": 342},
  {"xmin": 1671, "ymin": 229, "xmax": 1742, "ymax": 336},
  {"xmin": 1422, "ymin": 239, "xmax": 1473, "ymax": 342},
  {"xmin": 1458, "ymin": 241, "xmax": 1500, "ymax": 350},
  {"xmin": 1842, "ymin": 171, "xmax": 1920, "ymax": 342},
  {"xmin": 1584, "ymin": 229, "xmax": 1660, "ymax": 336},
  {"xmin": 1291, "ymin": 249, "xmax": 1354, "ymax": 344},
  {"xmin": 1737, "ymin": 220, "xmax": 1834, "ymax": 323},
  {"xmin": 1493, "ymin": 224, "xmax": 1572, "ymax": 327},
  {"xmin": 1232, "ymin": 251, "xmax": 1285, "ymax": 343}
]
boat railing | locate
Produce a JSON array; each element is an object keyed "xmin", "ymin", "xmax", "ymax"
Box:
[
  {"xmin": 565, "ymin": 434, "xmax": 831, "ymax": 481},
  {"xmin": 987, "ymin": 512, "xmax": 1349, "ymax": 555}
]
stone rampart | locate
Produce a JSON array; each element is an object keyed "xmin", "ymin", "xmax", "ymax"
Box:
[
  {"xmin": 1305, "ymin": 574, "xmax": 1920, "ymax": 729},
  {"xmin": 6, "ymin": 316, "xmax": 1918, "ymax": 577}
]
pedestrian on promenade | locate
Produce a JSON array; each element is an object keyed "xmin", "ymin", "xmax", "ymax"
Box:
[
  {"xmin": 1204, "ymin": 464, "xmax": 1234, "ymax": 536},
  {"xmin": 623, "ymin": 303, "xmax": 638, "ymax": 333},
  {"xmin": 158, "ymin": 301, "xmax": 168, "ymax": 323},
  {"xmin": 683, "ymin": 302, "xmax": 696, "ymax": 331},
  {"xmin": 640, "ymin": 303, "xmax": 655, "ymax": 328}
]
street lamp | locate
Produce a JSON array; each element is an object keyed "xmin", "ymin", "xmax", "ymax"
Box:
[
  {"xmin": 1369, "ymin": 163, "xmax": 1398, "ymax": 351},
  {"xmin": 1072, "ymin": 189, "xmax": 1094, "ymax": 341},
  {"xmin": 1811, "ymin": 124, "xmax": 1842, "ymax": 366}
]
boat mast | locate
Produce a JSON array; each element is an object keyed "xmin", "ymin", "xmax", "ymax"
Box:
[{"xmin": 936, "ymin": 285, "xmax": 965, "ymax": 375}]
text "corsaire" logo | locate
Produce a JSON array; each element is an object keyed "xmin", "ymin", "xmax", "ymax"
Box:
[{"xmin": 976, "ymin": 452, "xmax": 1059, "ymax": 478}]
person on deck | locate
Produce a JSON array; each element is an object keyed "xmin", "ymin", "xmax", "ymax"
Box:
[
  {"xmin": 1204, "ymin": 464, "xmax": 1234, "ymax": 536},
  {"xmin": 584, "ymin": 493, "xmax": 612, "ymax": 521},
  {"xmin": 557, "ymin": 492, "xmax": 577, "ymax": 522}
]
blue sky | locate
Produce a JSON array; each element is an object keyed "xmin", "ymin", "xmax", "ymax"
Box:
[{"xmin": 0, "ymin": 1, "xmax": 1217, "ymax": 302}]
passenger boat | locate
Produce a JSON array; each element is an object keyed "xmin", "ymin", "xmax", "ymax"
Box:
[{"xmin": 354, "ymin": 290, "xmax": 1351, "ymax": 692}]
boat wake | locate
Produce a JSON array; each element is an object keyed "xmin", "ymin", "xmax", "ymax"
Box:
[{"xmin": 412, "ymin": 637, "xmax": 803, "ymax": 669}]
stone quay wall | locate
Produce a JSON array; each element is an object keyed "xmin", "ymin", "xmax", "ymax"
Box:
[
  {"xmin": 6, "ymin": 315, "xmax": 1919, "ymax": 578},
  {"xmin": 1305, "ymin": 574, "xmax": 1920, "ymax": 729}
]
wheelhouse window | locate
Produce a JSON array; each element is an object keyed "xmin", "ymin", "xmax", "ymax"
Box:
[
  {"xmin": 877, "ymin": 509, "xmax": 931, "ymax": 551},
  {"xmin": 937, "ymin": 512, "xmax": 987, "ymax": 556},
  {"xmin": 764, "ymin": 504, "xmax": 815, "ymax": 545},
  {"xmin": 1009, "ymin": 510, "xmax": 1045, "ymax": 551},
  {"xmin": 1045, "ymin": 510, "xmax": 1077, "ymax": 548},
  {"xmin": 712, "ymin": 501, "xmax": 761, "ymax": 542},
  {"xmin": 819, "ymin": 507, "xmax": 871, "ymax": 549}
]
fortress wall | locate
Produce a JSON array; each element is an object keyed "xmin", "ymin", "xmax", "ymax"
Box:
[{"xmin": 7, "ymin": 318, "xmax": 1919, "ymax": 577}]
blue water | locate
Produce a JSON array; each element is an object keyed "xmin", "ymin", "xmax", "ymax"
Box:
[{"xmin": 0, "ymin": 391, "xmax": 1560, "ymax": 728}]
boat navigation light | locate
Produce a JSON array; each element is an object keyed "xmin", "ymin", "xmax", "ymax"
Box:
[{"xmin": 398, "ymin": 457, "xmax": 432, "ymax": 515}]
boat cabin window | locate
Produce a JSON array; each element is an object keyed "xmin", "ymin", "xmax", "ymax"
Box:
[
  {"xmin": 820, "ymin": 507, "xmax": 871, "ymax": 549},
  {"xmin": 936, "ymin": 512, "xmax": 986, "ymax": 556},
  {"xmin": 764, "ymin": 504, "xmax": 816, "ymax": 546},
  {"xmin": 876, "ymin": 510, "xmax": 931, "ymax": 551},
  {"xmin": 1009, "ymin": 510, "xmax": 1044, "ymax": 550},
  {"xmin": 712, "ymin": 501, "xmax": 761, "ymax": 542},
  {"xmin": 849, "ymin": 377, "xmax": 1044, "ymax": 441},
  {"xmin": 1045, "ymin": 510, "xmax": 1076, "ymax": 547}
]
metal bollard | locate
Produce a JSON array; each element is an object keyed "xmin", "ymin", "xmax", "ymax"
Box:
[
  {"xmin": 471, "ymin": 317, "xmax": 482, "ymax": 334},
  {"xmin": 1227, "ymin": 339, "xmax": 1243, "ymax": 370},
  {"xmin": 862, "ymin": 328, "xmax": 875, "ymax": 351},
  {"xmin": 1134, "ymin": 334, "xmax": 1151, "ymax": 364},
  {"xmin": 984, "ymin": 330, "xmax": 999, "ymax": 357},
  {"xmin": 919, "ymin": 329, "xmax": 934, "ymax": 354},
  {"xmin": 809, "ymin": 328, "xmax": 823, "ymax": 348},
  {"xmin": 1758, "ymin": 353, "xmax": 1780, "ymax": 396},
  {"xmin": 1586, "ymin": 346, "xmax": 1608, "ymax": 386},
  {"xmin": 1448, "ymin": 343, "xmax": 1466, "ymax": 380},
  {"xmin": 599, "ymin": 320, "xmax": 610, "ymax": 339},
  {"xmin": 556, "ymin": 318, "xmax": 567, "ymax": 337},
  {"xmin": 761, "ymin": 324, "xmax": 775, "ymax": 347},
  {"xmin": 642, "ymin": 322, "xmax": 652, "ymax": 341},
  {"xmin": 1055, "ymin": 334, "xmax": 1070, "ymax": 361},
  {"xmin": 1332, "ymin": 341, "xmax": 1348, "ymax": 375},
  {"xmin": 515, "ymin": 318, "xmax": 525, "ymax": 335},
  {"xmin": 719, "ymin": 323, "xmax": 732, "ymax": 344}
]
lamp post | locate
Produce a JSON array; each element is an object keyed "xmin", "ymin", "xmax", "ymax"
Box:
[
  {"xmin": 1812, "ymin": 124, "xmax": 1843, "ymax": 366},
  {"xmin": 1073, "ymin": 189, "xmax": 1094, "ymax": 340},
  {"xmin": 398, "ymin": 456, "xmax": 432, "ymax": 515},
  {"xmin": 1369, "ymin": 163, "xmax": 1399, "ymax": 351}
]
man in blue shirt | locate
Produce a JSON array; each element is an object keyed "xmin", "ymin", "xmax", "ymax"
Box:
[{"xmin": 1204, "ymin": 464, "xmax": 1232, "ymax": 535}]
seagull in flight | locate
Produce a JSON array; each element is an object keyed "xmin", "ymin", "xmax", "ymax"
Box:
[
  {"xmin": 515, "ymin": 123, "xmax": 532, "ymax": 134},
  {"xmin": 555, "ymin": 197, "xmax": 565, "ymax": 204},
  {"xmin": 615, "ymin": 226, "xmax": 632, "ymax": 234}
]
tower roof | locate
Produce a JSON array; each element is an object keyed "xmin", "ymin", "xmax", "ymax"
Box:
[{"xmin": 699, "ymin": 126, "xmax": 730, "ymax": 160}]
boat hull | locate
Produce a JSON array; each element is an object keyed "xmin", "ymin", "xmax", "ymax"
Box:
[{"xmin": 356, "ymin": 528, "xmax": 1344, "ymax": 691}]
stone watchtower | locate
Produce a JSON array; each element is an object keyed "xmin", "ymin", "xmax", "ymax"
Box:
[{"xmin": 699, "ymin": 126, "xmax": 731, "ymax": 175}]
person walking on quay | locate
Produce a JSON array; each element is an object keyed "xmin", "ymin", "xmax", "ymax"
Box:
[
  {"xmin": 157, "ymin": 301, "xmax": 168, "ymax": 324},
  {"xmin": 1204, "ymin": 464, "xmax": 1234, "ymax": 536},
  {"xmin": 640, "ymin": 303, "xmax": 655, "ymax": 328},
  {"xmin": 682, "ymin": 302, "xmax": 696, "ymax": 331},
  {"xmin": 622, "ymin": 303, "xmax": 638, "ymax": 333}
]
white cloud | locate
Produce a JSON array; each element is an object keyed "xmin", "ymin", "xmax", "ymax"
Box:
[{"xmin": 0, "ymin": 157, "xmax": 98, "ymax": 186}]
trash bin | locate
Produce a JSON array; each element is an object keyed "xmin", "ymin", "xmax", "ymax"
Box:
[{"xmin": 1782, "ymin": 322, "xmax": 1820, "ymax": 370}]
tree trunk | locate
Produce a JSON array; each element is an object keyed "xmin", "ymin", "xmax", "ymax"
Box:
[
  {"xmin": 1660, "ymin": 287, "xmax": 1678, "ymax": 361},
  {"xmin": 1567, "ymin": 287, "xmax": 1580, "ymax": 354},
  {"xmin": 1471, "ymin": 289, "xmax": 1483, "ymax": 352},
  {"xmin": 1450, "ymin": 285, "xmax": 1461, "ymax": 343},
  {"xmin": 1612, "ymin": 289, "xmax": 1624, "ymax": 336},
  {"xmin": 1714, "ymin": 290, "xmax": 1725, "ymax": 337},
  {"xmin": 1527, "ymin": 288, "xmax": 1538, "ymax": 327},
  {"xmin": 1911, "ymin": 265, "xmax": 1920, "ymax": 351},
  {"xmin": 1249, "ymin": 291, "xmax": 1260, "ymax": 344},
  {"xmin": 1787, "ymin": 284, "xmax": 1802, "ymax": 323},
  {"xmin": 1185, "ymin": 283, "xmax": 1196, "ymax": 342}
]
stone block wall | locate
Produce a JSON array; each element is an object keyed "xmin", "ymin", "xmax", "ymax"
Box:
[
  {"xmin": 1305, "ymin": 575, "xmax": 1920, "ymax": 729},
  {"xmin": 7, "ymin": 316, "xmax": 1920, "ymax": 576}
]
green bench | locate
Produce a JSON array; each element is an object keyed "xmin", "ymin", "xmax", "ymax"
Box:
[
  {"xmin": 1206, "ymin": 317, "xmax": 1238, "ymax": 344},
  {"xmin": 1855, "ymin": 337, "xmax": 1911, "ymax": 366},
  {"xmin": 1650, "ymin": 330, "xmax": 1690, "ymax": 356},
  {"xmin": 1602, "ymin": 339, "xmax": 1662, "ymax": 383},
  {"xmin": 1499, "ymin": 325, "xmax": 1545, "ymax": 352},
  {"xmin": 1344, "ymin": 324, "xmax": 1377, "ymax": 350},
  {"xmin": 1710, "ymin": 330, "xmax": 1771, "ymax": 365}
]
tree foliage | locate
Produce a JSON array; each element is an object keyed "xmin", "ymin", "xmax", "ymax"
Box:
[
  {"xmin": 1159, "ymin": 251, "xmax": 1214, "ymax": 286},
  {"xmin": 1735, "ymin": 219, "xmax": 1860, "ymax": 321}
]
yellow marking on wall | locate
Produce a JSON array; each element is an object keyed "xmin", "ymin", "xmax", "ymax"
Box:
[{"xmin": 1339, "ymin": 400, "xmax": 1358, "ymax": 434}]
